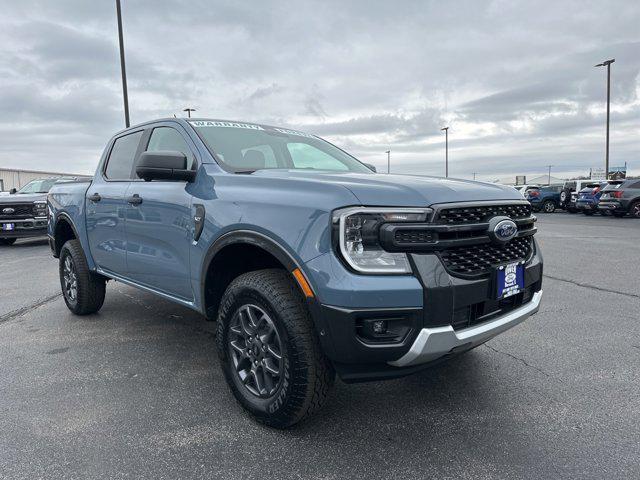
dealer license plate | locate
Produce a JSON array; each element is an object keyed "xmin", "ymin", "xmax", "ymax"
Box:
[
  {"xmin": 496, "ymin": 261, "xmax": 524, "ymax": 299},
  {"xmin": 2, "ymin": 223, "xmax": 15, "ymax": 231}
]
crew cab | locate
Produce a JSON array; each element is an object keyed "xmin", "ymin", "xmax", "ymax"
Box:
[
  {"xmin": 0, "ymin": 176, "xmax": 89, "ymax": 245},
  {"xmin": 598, "ymin": 179, "xmax": 640, "ymax": 218},
  {"xmin": 47, "ymin": 118, "xmax": 543, "ymax": 427}
]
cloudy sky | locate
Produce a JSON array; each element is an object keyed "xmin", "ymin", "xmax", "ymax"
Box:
[{"xmin": 0, "ymin": 0, "xmax": 638, "ymax": 180}]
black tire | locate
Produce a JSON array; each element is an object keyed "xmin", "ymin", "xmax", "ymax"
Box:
[
  {"xmin": 0, "ymin": 238, "xmax": 17, "ymax": 246},
  {"xmin": 612, "ymin": 211, "xmax": 626, "ymax": 218},
  {"xmin": 59, "ymin": 239, "xmax": 106, "ymax": 315},
  {"xmin": 217, "ymin": 269, "xmax": 334, "ymax": 428},
  {"xmin": 630, "ymin": 201, "xmax": 640, "ymax": 219},
  {"xmin": 542, "ymin": 200, "xmax": 555, "ymax": 213}
]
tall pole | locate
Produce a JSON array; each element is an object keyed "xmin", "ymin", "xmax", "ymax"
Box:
[
  {"xmin": 473, "ymin": 172, "xmax": 477, "ymax": 181},
  {"xmin": 441, "ymin": 127, "xmax": 449, "ymax": 177},
  {"xmin": 546, "ymin": 165, "xmax": 553, "ymax": 185},
  {"xmin": 116, "ymin": 0, "xmax": 130, "ymax": 128},
  {"xmin": 595, "ymin": 59, "xmax": 615, "ymax": 179},
  {"xmin": 385, "ymin": 150, "xmax": 390, "ymax": 174}
]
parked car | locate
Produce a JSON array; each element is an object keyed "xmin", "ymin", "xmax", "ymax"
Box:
[
  {"xmin": 0, "ymin": 176, "xmax": 91, "ymax": 245},
  {"xmin": 513, "ymin": 184, "xmax": 539, "ymax": 196},
  {"xmin": 575, "ymin": 182, "xmax": 608, "ymax": 215},
  {"xmin": 560, "ymin": 180, "xmax": 599, "ymax": 213},
  {"xmin": 598, "ymin": 179, "xmax": 640, "ymax": 218},
  {"xmin": 48, "ymin": 118, "xmax": 543, "ymax": 428},
  {"xmin": 525, "ymin": 185, "xmax": 563, "ymax": 213}
]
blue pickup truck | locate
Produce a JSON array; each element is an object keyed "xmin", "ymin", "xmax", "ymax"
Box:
[{"xmin": 48, "ymin": 118, "xmax": 543, "ymax": 427}]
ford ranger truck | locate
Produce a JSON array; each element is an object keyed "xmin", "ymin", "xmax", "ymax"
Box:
[{"xmin": 47, "ymin": 118, "xmax": 543, "ymax": 428}]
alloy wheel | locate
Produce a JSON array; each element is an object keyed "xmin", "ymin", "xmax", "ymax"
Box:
[
  {"xmin": 632, "ymin": 203, "xmax": 640, "ymax": 218},
  {"xmin": 62, "ymin": 255, "xmax": 78, "ymax": 302},
  {"xmin": 228, "ymin": 304, "xmax": 284, "ymax": 398}
]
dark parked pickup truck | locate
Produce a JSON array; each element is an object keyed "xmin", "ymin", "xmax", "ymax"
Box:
[
  {"xmin": 48, "ymin": 118, "xmax": 543, "ymax": 427},
  {"xmin": 0, "ymin": 177, "xmax": 90, "ymax": 245}
]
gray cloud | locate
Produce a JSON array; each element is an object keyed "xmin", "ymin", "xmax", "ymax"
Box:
[{"xmin": 0, "ymin": 0, "xmax": 638, "ymax": 178}]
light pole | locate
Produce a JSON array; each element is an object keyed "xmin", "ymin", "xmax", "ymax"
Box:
[
  {"xmin": 472, "ymin": 172, "xmax": 477, "ymax": 181},
  {"xmin": 595, "ymin": 59, "xmax": 615, "ymax": 179},
  {"xmin": 385, "ymin": 150, "xmax": 391, "ymax": 174},
  {"xmin": 115, "ymin": 0, "xmax": 130, "ymax": 128},
  {"xmin": 546, "ymin": 165, "xmax": 553, "ymax": 185},
  {"xmin": 441, "ymin": 127, "xmax": 449, "ymax": 177},
  {"xmin": 183, "ymin": 108, "xmax": 196, "ymax": 118}
]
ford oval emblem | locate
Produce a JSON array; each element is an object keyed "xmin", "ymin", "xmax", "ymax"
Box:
[
  {"xmin": 493, "ymin": 219, "xmax": 518, "ymax": 243},
  {"xmin": 2, "ymin": 207, "xmax": 15, "ymax": 214}
]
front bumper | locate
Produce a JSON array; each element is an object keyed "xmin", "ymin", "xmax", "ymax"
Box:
[
  {"xmin": 389, "ymin": 290, "xmax": 542, "ymax": 367},
  {"xmin": 0, "ymin": 218, "xmax": 48, "ymax": 238}
]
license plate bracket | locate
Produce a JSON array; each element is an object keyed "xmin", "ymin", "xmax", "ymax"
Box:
[{"xmin": 495, "ymin": 261, "xmax": 525, "ymax": 299}]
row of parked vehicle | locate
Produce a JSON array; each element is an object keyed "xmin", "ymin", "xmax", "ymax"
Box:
[{"xmin": 518, "ymin": 179, "xmax": 640, "ymax": 218}]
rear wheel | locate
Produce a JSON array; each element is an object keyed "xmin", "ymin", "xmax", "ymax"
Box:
[
  {"xmin": 542, "ymin": 200, "xmax": 555, "ymax": 213},
  {"xmin": 0, "ymin": 238, "xmax": 17, "ymax": 246},
  {"xmin": 59, "ymin": 239, "xmax": 106, "ymax": 315},
  {"xmin": 630, "ymin": 201, "xmax": 640, "ymax": 219},
  {"xmin": 217, "ymin": 269, "xmax": 334, "ymax": 428}
]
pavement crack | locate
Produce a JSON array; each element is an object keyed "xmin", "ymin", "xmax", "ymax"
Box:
[
  {"xmin": 0, "ymin": 293, "xmax": 61, "ymax": 324},
  {"xmin": 544, "ymin": 274, "xmax": 640, "ymax": 300},
  {"xmin": 483, "ymin": 343, "xmax": 550, "ymax": 377}
]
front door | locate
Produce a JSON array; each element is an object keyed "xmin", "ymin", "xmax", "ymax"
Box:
[
  {"xmin": 86, "ymin": 130, "xmax": 144, "ymax": 275},
  {"xmin": 124, "ymin": 125, "xmax": 196, "ymax": 300}
]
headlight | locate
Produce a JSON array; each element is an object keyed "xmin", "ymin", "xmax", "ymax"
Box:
[
  {"xmin": 33, "ymin": 201, "xmax": 47, "ymax": 216},
  {"xmin": 332, "ymin": 207, "xmax": 431, "ymax": 274}
]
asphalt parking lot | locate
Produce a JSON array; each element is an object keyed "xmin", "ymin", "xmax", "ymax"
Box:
[{"xmin": 1, "ymin": 213, "xmax": 639, "ymax": 479}]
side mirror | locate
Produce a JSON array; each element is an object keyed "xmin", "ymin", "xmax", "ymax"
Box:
[
  {"xmin": 136, "ymin": 151, "xmax": 196, "ymax": 182},
  {"xmin": 363, "ymin": 163, "xmax": 377, "ymax": 173},
  {"xmin": 9, "ymin": 188, "xmax": 17, "ymax": 194}
]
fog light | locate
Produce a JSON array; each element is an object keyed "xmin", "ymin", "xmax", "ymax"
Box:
[{"xmin": 372, "ymin": 320, "xmax": 388, "ymax": 334}]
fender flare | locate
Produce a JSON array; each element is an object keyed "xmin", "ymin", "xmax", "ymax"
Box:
[{"xmin": 52, "ymin": 212, "xmax": 81, "ymax": 256}]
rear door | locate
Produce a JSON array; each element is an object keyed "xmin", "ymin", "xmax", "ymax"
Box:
[
  {"xmin": 124, "ymin": 123, "xmax": 197, "ymax": 300},
  {"xmin": 86, "ymin": 130, "xmax": 144, "ymax": 275}
]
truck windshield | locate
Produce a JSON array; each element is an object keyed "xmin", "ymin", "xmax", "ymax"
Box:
[
  {"xmin": 190, "ymin": 120, "xmax": 372, "ymax": 173},
  {"xmin": 17, "ymin": 179, "xmax": 58, "ymax": 194}
]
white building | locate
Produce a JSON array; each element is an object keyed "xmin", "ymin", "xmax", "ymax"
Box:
[{"xmin": 0, "ymin": 168, "xmax": 85, "ymax": 192}]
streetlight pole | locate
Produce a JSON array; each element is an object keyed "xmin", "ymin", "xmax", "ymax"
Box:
[
  {"xmin": 115, "ymin": 0, "xmax": 130, "ymax": 128},
  {"xmin": 183, "ymin": 108, "xmax": 196, "ymax": 118},
  {"xmin": 595, "ymin": 59, "xmax": 615, "ymax": 179},
  {"xmin": 441, "ymin": 127, "xmax": 449, "ymax": 177},
  {"xmin": 546, "ymin": 165, "xmax": 553, "ymax": 185},
  {"xmin": 385, "ymin": 150, "xmax": 391, "ymax": 174},
  {"xmin": 472, "ymin": 172, "xmax": 477, "ymax": 181}
]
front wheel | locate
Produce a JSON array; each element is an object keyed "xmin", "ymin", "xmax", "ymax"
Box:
[
  {"xmin": 0, "ymin": 238, "xmax": 17, "ymax": 246},
  {"xmin": 217, "ymin": 269, "xmax": 334, "ymax": 428},
  {"xmin": 542, "ymin": 200, "xmax": 556, "ymax": 213},
  {"xmin": 59, "ymin": 239, "xmax": 106, "ymax": 315}
]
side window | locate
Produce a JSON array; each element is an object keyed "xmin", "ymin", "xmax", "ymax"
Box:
[
  {"xmin": 146, "ymin": 127, "xmax": 195, "ymax": 169},
  {"xmin": 287, "ymin": 142, "xmax": 349, "ymax": 171},
  {"xmin": 105, "ymin": 131, "xmax": 144, "ymax": 180}
]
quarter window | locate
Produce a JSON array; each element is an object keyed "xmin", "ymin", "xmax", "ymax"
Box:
[
  {"xmin": 105, "ymin": 131, "xmax": 144, "ymax": 180},
  {"xmin": 146, "ymin": 127, "xmax": 195, "ymax": 169}
]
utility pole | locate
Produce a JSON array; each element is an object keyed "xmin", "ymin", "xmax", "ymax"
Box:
[
  {"xmin": 441, "ymin": 127, "xmax": 449, "ymax": 177},
  {"xmin": 183, "ymin": 108, "xmax": 196, "ymax": 118},
  {"xmin": 595, "ymin": 59, "xmax": 615, "ymax": 179},
  {"xmin": 472, "ymin": 172, "xmax": 477, "ymax": 181},
  {"xmin": 546, "ymin": 165, "xmax": 553, "ymax": 185},
  {"xmin": 115, "ymin": 0, "xmax": 130, "ymax": 128},
  {"xmin": 385, "ymin": 150, "xmax": 391, "ymax": 174}
]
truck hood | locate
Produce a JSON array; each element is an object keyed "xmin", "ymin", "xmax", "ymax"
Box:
[
  {"xmin": 0, "ymin": 193, "xmax": 46, "ymax": 203},
  {"xmin": 251, "ymin": 170, "xmax": 523, "ymax": 207}
]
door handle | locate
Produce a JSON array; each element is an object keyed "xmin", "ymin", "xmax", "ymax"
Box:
[
  {"xmin": 88, "ymin": 193, "xmax": 101, "ymax": 202},
  {"xmin": 127, "ymin": 194, "xmax": 143, "ymax": 205}
]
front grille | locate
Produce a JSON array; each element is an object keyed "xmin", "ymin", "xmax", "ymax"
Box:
[
  {"xmin": 435, "ymin": 203, "xmax": 531, "ymax": 224},
  {"xmin": 0, "ymin": 204, "xmax": 35, "ymax": 218},
  {"xmin": 394, "ymin": 230, "xmax": 436, "ymax": 244},
  {"xmin": 439, "ymin": 236, "xmax": 533, "ymax": 277}
]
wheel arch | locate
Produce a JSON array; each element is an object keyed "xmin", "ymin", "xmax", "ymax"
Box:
[
  {"xmin": 53, "ymin": 212, "xmax": 80, "ymax": 257},
  {"xmin": 200, "ymin": 230, "xmax": 315, "ymax": 321}
]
